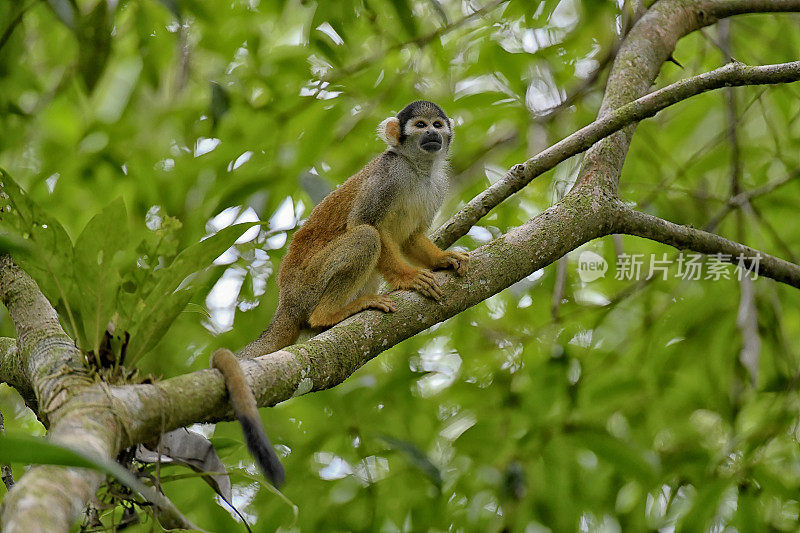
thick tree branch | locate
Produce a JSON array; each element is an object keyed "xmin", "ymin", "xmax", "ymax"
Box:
[
  {"xmin": 616, "ymin": 207, "xmax": 800, "ymax": 288},
  {"xmin": 0, "ymin": 257, "xmax": 197, "ymax": 532},
  {"xmin": 433, "ymin": 60, "xmax": 800, "ymax": 248},
  {"xmin": 110, "ymin": 193, "xmax": 617, "ymax": 446},
  {"xmin": 576, "ymin": 0, "xmax": 800, "ymax": 194},
  {"xmin": 0, "ymin": 262, "xmax": 197, "ymax": 531},
  {"xmin": 0, "ymin": 337, "xmax": 32, "ymax": 406},
  {"xmin": 0, "ymin": 255, "xmax": 93, "ymax": 419},
  {"xmin": 0, "ymin": 257, "xmax": 117, "ymax": 532}
]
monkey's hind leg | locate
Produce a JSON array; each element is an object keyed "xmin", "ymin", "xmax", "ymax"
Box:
[
  {"xmin": 311, "ymin": 294, "xmax": 397, "ymax": 327},
  {"xmin": 309, "ymin": 225, "xmax": 397, "ymax": 328},
  {"xmin": 238, "ymin": 305, "xmax": 301, "ymax": 359}
]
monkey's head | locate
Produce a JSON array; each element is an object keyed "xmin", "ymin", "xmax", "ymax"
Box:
[{"xmin": 379, "ymin": 101, "xmax": 454, "ymax": 158}]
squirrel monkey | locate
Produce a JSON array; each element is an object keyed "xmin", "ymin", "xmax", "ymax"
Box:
[{"xmin": 212, "ymin": 101, "xmax": 469, "ymax": 486}]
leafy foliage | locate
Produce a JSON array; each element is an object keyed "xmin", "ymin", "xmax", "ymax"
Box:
[{"xmin": 1, "ymin": 0, "xmax": 800, "ymax": 531}]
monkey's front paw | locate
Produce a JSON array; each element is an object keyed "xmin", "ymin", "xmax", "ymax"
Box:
[
  {"xmin": 435, "ymin": 251, "xmax": 470, "ymax": 276},
  {"xmin": 395, "ymin": 269, "xmax": 443, "ymax": 301}
]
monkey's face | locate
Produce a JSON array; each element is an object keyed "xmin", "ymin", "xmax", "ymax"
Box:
[
  {"xmin": 405, "ymin": 113, "xmax": 452, "ymax": 155},
  {"xmin": 378, "ymin": 101, "xmax": 454, "ymax": 158}
]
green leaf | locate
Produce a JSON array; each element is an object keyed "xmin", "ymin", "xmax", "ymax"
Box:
[
  {"xmin": 0, "ymin": 169, "xmax": 81, "ymax": 343},
  {"xmin": 0, "ymin": 432, "xmax": 192, "ymax": 523},
  {"xmin": 125, "ymin": 222, "xmax": 261, "ymax": 364},
  {"xmin": 76, "ymin": 0, "xmax": 112, "ymax": 91},
  {"xmin": 126, "ymin": 287, "xmax": 194, "ymax": 365},
  {"xmin": 209, "ymin": 82, "xmax": 231, "ymax": 128},
  {"xmin": 732, "ymin": 491, "xmax": 759, "ymax": 532},
  {"xmin": 91, "ymin": 56, "xmax": 143, "ymax": 123},
  {"xmin": 73, "ymin": 197, "xmax": 129, "ymax": 355},
  {"xmin": 0, "ymin": 232, "xmax": 30, "ymax": 255},
  {"xmin": 208, "ymin": 436, "xmax": 244, "ymax": 453}
]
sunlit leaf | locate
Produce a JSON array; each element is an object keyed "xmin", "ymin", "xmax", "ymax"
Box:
[{"xmin": 125, "ymin": 222, "xmax": 262, "ymax": 363}]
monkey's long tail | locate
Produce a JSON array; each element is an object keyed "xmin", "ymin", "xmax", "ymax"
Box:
[
  {"xmin": 211, "ymin": 348, "xmax": 286, "ymax": 487},
  {"xmin": 237, "ymin": 306, "xmax": 301, "ymax": 359}
]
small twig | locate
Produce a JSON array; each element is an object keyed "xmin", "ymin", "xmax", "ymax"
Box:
[
  {"xmin": 703, "ymin": 169, "xmax": 800, "ymax": 231},
  {"xmin": 533, "ymin": 3, "xmax": 642, "ymax": 122},
  {"xmin": 322, "ymin": 0, "xmax": 508, "ymax": 84},
  {"xmin": 633, "ymin": 87, "xmax": 766, "ymax": 211},
  {"xmin": 719, "ymin": 20, "xmax": 760, "ymax": 388},
  {"xmin": 551, "ymin": 257, "xmax": 567, "ymax": 320}
]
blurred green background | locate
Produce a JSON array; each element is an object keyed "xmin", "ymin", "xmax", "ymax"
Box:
[{"xmin": 1, "ymin": 0, "xmax": 800, "ymax": 530}]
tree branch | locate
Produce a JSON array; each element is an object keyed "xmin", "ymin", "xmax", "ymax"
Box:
[
  {"xmin": 0, "ymin": 256, "xmax": 198, "ymax": 532},
  {"xmin": 111, "ymin": 193, "xmax": 616, "ymax": 446},
  {"xmin": 434, "ymin": 60, "xmax": 800, "ymax": 248},
  {"xmin": 575, "ymin": 0, "xmax": 800, "ymax": 194},
  {"xmin": 703, "ymin": 168, "xmax": 800, "ymax": 230},
  {"xmin": 0, "ymin": 256, "xmax": 118, "ymax": 532},
  {"xmin": 616, "ymin": 207, "xmax": 800, "ymax": 288},
  {"xmin": 0, "ymin": 337, "xmax": 32, "ymax": 407}
]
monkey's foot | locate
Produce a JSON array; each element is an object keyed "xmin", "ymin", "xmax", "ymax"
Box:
[
  {"xmin": 365, "ymin": 294, "xmax": 398, "ymax": 313},
  {"xmin": 393, "ymin": 268, "xmax": 443, "ymax": 301},
  {"xmin": 434, "ymin": 251, "xmax": 469, "ymax": 276},
  {"xmin": 310, "ymin": 294, "xmax": 397, "ymax": 327}
]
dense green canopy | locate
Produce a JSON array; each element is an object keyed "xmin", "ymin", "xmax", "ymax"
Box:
[{"xmin": 1, "ymin": 0, "xmax": 799, "ymax": 530}]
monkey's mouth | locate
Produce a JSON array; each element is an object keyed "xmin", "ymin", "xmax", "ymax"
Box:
[
  {"xmin": 420, "ymin": 131, "xmax": 443, "ymax": 152},
  {"xmin": 421, "ymin": 141, "xmax": 442, "ymax": 152}
]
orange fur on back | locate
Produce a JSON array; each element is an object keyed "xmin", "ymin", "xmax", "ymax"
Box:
[{"xmin": 279, "ymin": 159, "xmax": 378, "ymax": 277}]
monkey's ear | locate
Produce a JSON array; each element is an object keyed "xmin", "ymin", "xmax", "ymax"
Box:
[
  {"xmin": 448, "ymin": 118, "xmax": 455, "ymax": 130},
  {"xmin": 378, "ymin": 117, "xmax": 401, "ymax": 147}
]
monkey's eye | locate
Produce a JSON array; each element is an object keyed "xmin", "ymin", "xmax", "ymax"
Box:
[
  {"xmin": 414, "ymin": 121, "xmax": 426, "ymax": 128},
  {"xmin": 433, "ymin": 121, "xmax": 443, "ymax": 128}
]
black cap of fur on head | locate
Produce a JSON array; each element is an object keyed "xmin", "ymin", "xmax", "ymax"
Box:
[{"xmin": 396, "ymin": 101, "xmax": 448, "ymax": 143}]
